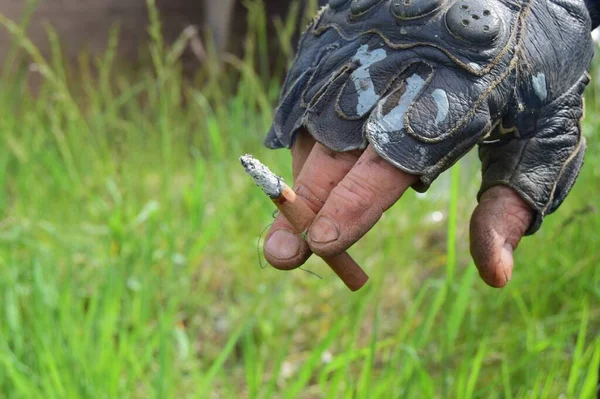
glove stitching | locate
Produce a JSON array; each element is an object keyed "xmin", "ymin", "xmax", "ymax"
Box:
[
  {"xmin": 347, "ymin": 0, "xmax": 386, "ymax": 18},
  {"xmin": 300, "ymin": 52, "xmax": 346, "ymax": 108},
  {"xmin": 334, "ymin": 59, "xmax": 429, "ymax": 121},
  {"xmin": 279, "ymin": 43, "xmax": 340, "ymax": 106},
  {"xmin": 422, "ymin": 125, "xmax": 493, "ymax": 186},
  {"xmin": 507, "ymin": 136, "xmax": 530, "ymax": 190},
  {"xmin": 282, "ymin": 68, "xmax": 315, "ymax": 107},
  {"xmin": 277, "ymin": 7, "xmax": 335, "ymax": 106},
  {"xmin": 296, "ymin": 44, "xmax": 341, "ymax": 107},
  {"xmin": 367, "ymin": 114, "xmax": 491, "ymax": 190},
  {"xmin": 367, "ymin": 56, "xmax": 522, "ymax": 185},
  {"xmin": 403, "ymin": 55, "xmax": 520, "ymax": 144},
  {"xmin": 401, "ymin": 3, "xmax": 531, "ymax": 144},
  {"xmin": 312, "ymin": 1, "xmax": 527, "ymax": 77},
  {"xmin": 363, "ymin": 140, "xmax": 424, "ymax": 178},
  {"xmin": 302, "ymin": 5, "xmax": 328, "ymax": 37},
  {"xmin": 304, "ymin": 65, "xmax": 352, "ymax": 110},
  {"xmin": 480, "ymin": 119, "xmax": 504, "ymax": 142},
  {"xmin": 281, "ymin": 8, "xmax": 327, "ymax": 93},
  {"xmin": 391, "ymin": 1, "xmax": 445, "ymax": 21},
  {"xmin": 479, "ymin": 71, "xmax": 590, "ymax": 233},
  {"xmin": 312, "ymin": 28, "xmax": 504, "ymax": 77},
  {"xmin": 541, "ymin": 119, "xmax": 585, "ymax": 215}
]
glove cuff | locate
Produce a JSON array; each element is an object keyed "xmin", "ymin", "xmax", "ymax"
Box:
[{"xmin": 585, "ymin": 0, "xmax": 600, "ymax": 29}]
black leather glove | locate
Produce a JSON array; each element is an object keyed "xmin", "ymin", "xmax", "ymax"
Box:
[
  {"xmin": 264, "ymin": 0, "xmax": 595, "ymax": 234},
  {"xmin": 585, "ymin": 0, "xmax": 600, "ymax": 28}
]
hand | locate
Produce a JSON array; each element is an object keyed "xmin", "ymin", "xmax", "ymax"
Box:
[
  {"xmin": 263, "ymin": 130, "xmax": 531, "ymax": 287},
  {"xmin": 262, "ymin": 0, "xmax": 595, "ymax": 287}
]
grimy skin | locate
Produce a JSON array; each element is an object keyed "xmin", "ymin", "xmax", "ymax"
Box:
[{"xmin": 263, "ymin": 0, "xmax": 597, "ymax": 288}]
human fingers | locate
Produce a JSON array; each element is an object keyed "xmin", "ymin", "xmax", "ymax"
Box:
[
  {"xmin": 470, "ymin": 186, "xmax": 533, "ymax": 288},
  {"xmin": 474, "ymin": 74, "xmax": 589, "ymax": 285},
  {"xmin": 264, "ymin": 1, "xmax": 592, "ymax": 257},
  {"xmin": 262, "ymin": 130, "xmax": 317, "ymax": 270},
  {"xmin": 306, "ymin": 146, "xmax": 419, "ymax": 257},
  {"xmin": 264, "ymin": 142, "xmax": 361, "ymax": 269},
  {"xmin": 291, "ymin": 129, "xmax": 317, "ymax": 180}
]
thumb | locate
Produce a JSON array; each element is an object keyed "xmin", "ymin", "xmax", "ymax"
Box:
[{"xmin": 470, "ymin": 186, "xmax": 534, "ymax": 288}]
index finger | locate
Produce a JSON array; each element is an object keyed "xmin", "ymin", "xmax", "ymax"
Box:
[
  {"xmin": 263, "ymin": 141, "xmax": 362, "ymax": 270},
  {"xmin": 307, "ymin": 146, "xmax": 419, "ymax": 257}
]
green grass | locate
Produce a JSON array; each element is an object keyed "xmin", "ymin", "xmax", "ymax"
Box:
[{"xmin": 0, "ymin": 1, "xmax": 599, "ymax": 398}]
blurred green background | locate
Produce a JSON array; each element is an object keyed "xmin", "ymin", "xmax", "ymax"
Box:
[{"xmin": 0, "ymin": 1, "xmax": 599, "ymax": 398}]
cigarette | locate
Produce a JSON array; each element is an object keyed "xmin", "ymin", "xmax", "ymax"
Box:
[{"xmin": 240, "ymin": 154, "xmax": 369, "ymax": 292}]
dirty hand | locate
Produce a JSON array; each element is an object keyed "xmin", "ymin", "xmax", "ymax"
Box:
[{"xmin": 262, "ymin": 0, "xmax": 597, "ymax": 287}]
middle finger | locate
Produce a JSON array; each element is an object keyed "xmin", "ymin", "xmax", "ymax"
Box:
[{"xmin": 264, "ymin": 142, "xmax": 362, "ymax": 269}]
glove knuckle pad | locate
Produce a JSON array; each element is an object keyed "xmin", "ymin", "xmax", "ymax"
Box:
[{"xmin": 266, "ymin": 0, "xmax": 595, "ymax": 232}]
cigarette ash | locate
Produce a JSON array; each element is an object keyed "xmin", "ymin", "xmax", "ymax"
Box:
[{"xmin": 240, "ymin": 154, "xmax": 285, "ymax": 198}]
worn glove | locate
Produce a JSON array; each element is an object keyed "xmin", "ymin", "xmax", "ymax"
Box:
[{"xmin": 265, "ymin": 0, "xmax": 595, "ymax": 233}]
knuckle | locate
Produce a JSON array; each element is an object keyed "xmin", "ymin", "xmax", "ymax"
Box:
[
  {"xmin": 505, "ymin": 208, "xmax": 531, "ymax": 235},
  {"xmin": 331, "ymin": 172, "xmax": 379, "ymax": 215},
  {"xmin": 504, "ymin": 201, "xmax": 533, "ymax": 231},
  {"xmin": 293, "ymin": 181, "xmax": 326, "ymax": 213},
  {"xmin": 477, "ymin": 185, "xmax": 533, "ymax": 246},
  {"xmin": 502, "ymin": 196, "xmax": 533, "ymax": 247}
]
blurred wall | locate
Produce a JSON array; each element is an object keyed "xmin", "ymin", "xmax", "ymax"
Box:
[{"xmin": 0, "ymin": 0, "xmax": 325, "ymax": 70}]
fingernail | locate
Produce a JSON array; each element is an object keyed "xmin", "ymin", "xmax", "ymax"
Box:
[
  {"xmin": 265, "ymin": 230, "xmax": 301, "ymax": 260},
  {"xmin": 310, "ymin": 216, "xmax": 340, "ymax": 244},
  {"xmin": 502, "ymin": 243, "xmax": 514, "ymax": 282}
]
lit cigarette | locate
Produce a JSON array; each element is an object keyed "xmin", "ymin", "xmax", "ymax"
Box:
[{"xmin": 240, "ymin": 154, "xmax": 369, "ymax": 292}]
